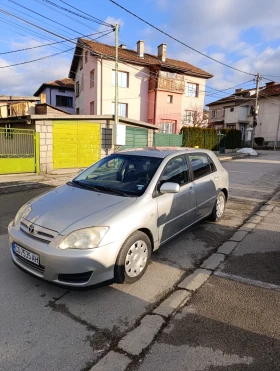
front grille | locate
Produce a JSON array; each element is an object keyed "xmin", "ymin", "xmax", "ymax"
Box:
[
  {"xmin": 14, "ymin": 253, "xmax": 45, "ymax": 275},
  {"xmin": 20, "ymin": 220, "xmax": 57, "ymax": 243},
  {"xmin": 58, "ymin": 271, "xmax": 93, "ymax": 284}
]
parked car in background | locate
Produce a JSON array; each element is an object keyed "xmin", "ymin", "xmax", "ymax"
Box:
[{"xmin": 8, "ymin": 147, "xmax": 229, "ymax": 287}]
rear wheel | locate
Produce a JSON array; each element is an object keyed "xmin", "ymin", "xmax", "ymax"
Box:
[
  {"xmin": 114, "ymin": 231, "xmax": 151, "ymax": 284},
  {"xmin": 209, "ymin": 191, "xmax": 226, "ymax": 222}
]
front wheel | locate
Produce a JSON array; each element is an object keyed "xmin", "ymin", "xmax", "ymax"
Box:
[
  {"xmin": 114, "ymin": 231, "xmax": 152, "ymax": 284},
  {"xmin": 209, "ymin": 191, "xmax": 226, "ymax": 222}
]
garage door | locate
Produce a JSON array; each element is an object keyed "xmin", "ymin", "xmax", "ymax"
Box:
[
  {"xmin": 53, "ymin": 121, "xmax": 100, "ymax": 169},
  {"xmin": 122, "ymin": 127, "xmax": 148, "ymax": 149}
]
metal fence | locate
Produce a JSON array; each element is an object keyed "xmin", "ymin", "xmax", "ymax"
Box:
[{"xmin": 0, "ymin": 128, "xmax": 34, "ymax": 158}]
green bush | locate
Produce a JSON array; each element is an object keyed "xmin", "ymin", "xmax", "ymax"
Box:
[{"xmin": 180, "ymin": 127, "xmax": 241, "ymax": 150}]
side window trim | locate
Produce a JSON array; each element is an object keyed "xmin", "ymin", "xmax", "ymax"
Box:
[{"xmin": 207, "ymin": 154, "xmax": 217, "ymax": 173}]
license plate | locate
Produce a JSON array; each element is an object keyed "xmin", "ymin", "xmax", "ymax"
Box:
[{"xmin": 13, "ymin": 243, "xmax": 40, "ymax": 266}]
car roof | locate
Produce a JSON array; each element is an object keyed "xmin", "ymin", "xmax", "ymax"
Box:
[{"xmin": 116, "ymin": 147, "xmax": 213, "ymax": 159}]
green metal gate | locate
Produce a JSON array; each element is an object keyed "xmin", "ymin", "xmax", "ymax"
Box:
[
  {"xmin": 121, "ymin": 127, "xmax": 148, "ymax": 149},
  {"xmin": 0, "ymin": 128, "xmax": 37, "ymax": 174},
  {"xmin": 153, "ymin": 133, "xmax": 183, "ymax": 147}
]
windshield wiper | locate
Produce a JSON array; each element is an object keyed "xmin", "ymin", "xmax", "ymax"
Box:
[
  {"xmin": 70, "ymin": 181, "xmax": 128, "ymax": 197},
  {"xmin": 92, "ymin": 185, "xmax": 128, "ymax": 197}
]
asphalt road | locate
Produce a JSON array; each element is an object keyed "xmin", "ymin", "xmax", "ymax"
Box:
[{"xmin": 1, "ymin": 150, "xmax": 280, "ymax": 371}]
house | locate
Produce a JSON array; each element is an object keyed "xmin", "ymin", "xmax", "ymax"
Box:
[
  {"xmin": 207, "ymin": 87, "xmax": 263, "ymax": 144},
  {"xmin": 207, "ymin": 81, "xmax": 280, "ymax": 146},
  {"xmin": 254, "ymin": 81, "xmax": 280, "ymax": 146},
  {"xmin": 0, "ymin": 95, "xmax": 40, "ymax": 128},
  {"xmin": 34, "ymin": 78, "xmax": 75, "ymax": 114},
  {"xmin": 69, "ymin": 39, "xmax": 212, "ymax": 133}
]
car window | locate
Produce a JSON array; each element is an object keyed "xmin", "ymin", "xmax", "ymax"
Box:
[
  {"xmin": 189, "ymin": 154, "xmax": 212, "ymax": 180},
  {"xmin": 160, "ymin": 156, "xmax": 189, "ymax": 186},
  {"xmin": 74, "ymin": 154, "xmax": 162, "ymax": 196}
]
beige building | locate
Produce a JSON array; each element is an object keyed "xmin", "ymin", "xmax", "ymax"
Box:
[{"xmin": 69, "ymin": 38, "xmax": 212, "ymax": 133}]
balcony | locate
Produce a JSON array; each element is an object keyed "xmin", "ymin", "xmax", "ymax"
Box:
[{"xmin": 157, "ymin": 76, "xmax": 185, "ymax": 93}]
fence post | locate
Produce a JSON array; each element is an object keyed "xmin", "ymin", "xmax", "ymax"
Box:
[{"xmin": 35, "ymin": 132, "xmax": 40, "ymax": 174}]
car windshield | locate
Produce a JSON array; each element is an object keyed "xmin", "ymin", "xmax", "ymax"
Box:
[{"xmin": 73, "ymin": 154, "xmax": 163, "ymax": 197}]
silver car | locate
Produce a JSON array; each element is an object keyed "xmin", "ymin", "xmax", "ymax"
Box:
[{"xmin": 8, "ymin": 148, "xmax": 229, "ymax": 287}]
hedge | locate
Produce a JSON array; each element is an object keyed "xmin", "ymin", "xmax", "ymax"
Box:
[{"xmin": 180, "ymin": 127, "xmax": 242, "ymax": 150}]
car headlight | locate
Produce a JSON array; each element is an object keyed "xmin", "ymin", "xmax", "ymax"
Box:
[
  {"xmin": 58, "ymin": 227, "xmax": 109, "ymax": 250},
  {"xmin": 14, "ymin": 205, "xmax": 31, "ymax": 228}
]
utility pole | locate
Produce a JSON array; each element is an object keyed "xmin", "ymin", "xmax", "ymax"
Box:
[
  {"xmin": 114, "ymin": 22, "xmax": 119, "ymax": 131},
  {"xmin": 251, "ymin": 73, "xmax": 261, "ymax": 148},
  {"xmin": 274, "ymin": 109, "xmax": 280, "ymax": 150}
]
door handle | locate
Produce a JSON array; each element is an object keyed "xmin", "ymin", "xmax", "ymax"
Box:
[
  {"xmin": 214, "ymin": 176, "xmax": 219, "ymax": 180},
  {"xmin": 189, "ymin": 186, "xmax": 195, "ymax": 192}
]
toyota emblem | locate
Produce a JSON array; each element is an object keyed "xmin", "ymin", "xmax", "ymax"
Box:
[{"xmin": 29, "ymin": 224, "xmax": 35, "ymax": 234}]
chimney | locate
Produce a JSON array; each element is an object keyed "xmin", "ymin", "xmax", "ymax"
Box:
[
  {"xmin": 40, "ymin": 93, "xmax": 46, "ymax": 104},
  {"xmin": 265, "ymin": 81, "xmax": 275, "ymax": 87},
  {"xmin": 235, "ymin": 88, "xmax": 244, "ymax": 93},
  {"xmin": 137, "ymin": 40, "xmax": 144, "ymax": 58},
  {"xmin": 158, "ymin": 43, "xmax": 166, "ymax": 62},
  {"xmin": 119, "ymin": 44, "xmax": 126, "ymax": 49}
]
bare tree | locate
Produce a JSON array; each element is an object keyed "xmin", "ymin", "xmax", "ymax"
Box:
[{"xmin": 182, "ymin": 105, "xmax": 209, "ymax": 128}]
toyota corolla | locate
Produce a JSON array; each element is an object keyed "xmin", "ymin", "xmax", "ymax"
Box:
[{"xmin": 8, "ymin": 147, "xmax": 229, "ymax": 287}]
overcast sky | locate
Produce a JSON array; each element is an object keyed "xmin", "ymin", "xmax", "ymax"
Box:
[{"xmin": 0, "ymin": 0, "xmax": 280, "ymax": 105}]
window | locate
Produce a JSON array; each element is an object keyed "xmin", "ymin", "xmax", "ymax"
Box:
[
  {"xmin": 185, "ymin": 83, "xmax": 198, "ymax": 97},
  {"xmin": 76, "ymin": 81, "xmax": 80, "ymax": 97},
  {"xmin": 75, "ymin": 154, "xmax": 162, "ymax": 197},
  {"xmin": 227, "ymin": 124, "xmax": 236, "ymax": 129},
  {"xmin": 112, "ymin": 102, "xmax": 128, "ymax": 117},
  {"xmin": 160, "ymin": 122, "xmax": 174, "ymax": 134},
  {"xmin": 167, "ymin": 95, "xmax": 173, "ymax": 104},
  {"xmin": 230, "ymin": 107, "xmax": 234, "ymax": 112},
  {"xmin": 58, "ymin": 88, "xmax": 65, "ymax": 93},
  {"xmin": 56, "ymin": 95, "xmax": 73, "ymax": 107},
  {"xmin": 184, "ymin": 110, "xmax": 196, "ymax": 125},
  {"xmin": 189, "ymin": 154, "xmax": 211, "ymax": 180},
  {"xmin": 112, "ymin": 70, "xmax": 129, "ymax": 87},
  {"xmin": 76, "ymin": 108, "xmax": 79, "ymax": 114},
  {"xmin": 90, "ymin": 69, "xmax": 94, "ymax": 88},
  {"xmin": 160, "ymin": 156, "xmax": 189, "ymax": 186},
  {"xmin": 85, "ymin": 50, "xmax": 88, "ymax": 63},
  {"xmin": 90, "ymin": 101, "xmax": 94, "ymax": 115},
  {"xmin": 212, "ymin": 110, "xmax": 217, "ymax": 118}
]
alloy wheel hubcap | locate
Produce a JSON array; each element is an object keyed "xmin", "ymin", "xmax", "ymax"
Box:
[
  {"xmin": 125, "ymin": 240, "xmax": 148, "ymax": 277},
  {"xmin": 216, "ymin": 195, "xmax": 225, "ymax": 218}
]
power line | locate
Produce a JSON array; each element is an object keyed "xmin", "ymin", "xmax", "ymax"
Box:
[
  {"xmin": 0, "ymin": 31, "xmax": 109, "ymax": 55},
  {"xmin": 0, "ymin": 31, "xmax": 114, "ymax": 68},
  {"xmin": 110, "ymin": 0, "xmax": 256, "ymax": 77},
  {"xmin": 40, "ymin": 0, "xmax": 113, "ymax": 28}
]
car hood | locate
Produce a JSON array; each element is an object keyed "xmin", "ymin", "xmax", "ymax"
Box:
[{"xmin": 24, "ymin": 184, "xmax": 136, "ymax": 234}]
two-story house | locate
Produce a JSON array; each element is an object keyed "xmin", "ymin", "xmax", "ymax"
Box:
[
  {"xmin": 207, "ymin": 82, "xmax": 280, "ymax": 146},
  {"xmin": 34, "ymin": 78, "xmax": 75, "ymax": 114},
  {"xmin": 69, "ymin": 38, "xmax": 212, "ymax": 133},
  {"xmin": 207, "ymin": 87, "xmax": 261, "ymax": 143}
]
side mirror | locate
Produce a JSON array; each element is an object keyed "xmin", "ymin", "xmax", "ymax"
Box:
[{"xmin": 160, "ymin": 182, "xmax": 180, "ymax": 194}]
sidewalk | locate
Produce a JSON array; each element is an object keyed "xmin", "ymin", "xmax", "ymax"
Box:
[
  {"xmin": 0, "ymin": 152, "xmax": 246, "ymax": 195},
  {"xmin": 127, "ymin": 195, "xmax": 280, "ymax": 371}
]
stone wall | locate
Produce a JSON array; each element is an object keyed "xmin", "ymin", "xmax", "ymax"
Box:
[{"xmin": 35, "ymin": 120, "xmax": 53, "ymax": 173}]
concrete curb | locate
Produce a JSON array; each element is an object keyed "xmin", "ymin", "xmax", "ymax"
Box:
[{"xmin": 88, "ymin": 197, "xmax": 277, "ymax": 370}]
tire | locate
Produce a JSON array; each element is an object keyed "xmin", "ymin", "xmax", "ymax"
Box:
[
  {"xmin": 209, "ymin": 191, "xmax": 226, "ymax": 222},
  {"xmin": 114, "ymin": 231, "xmax": 152, "ymax": 284}
]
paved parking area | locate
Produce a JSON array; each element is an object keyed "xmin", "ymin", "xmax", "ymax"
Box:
[{"xmin": 1, "ymin": 151, "xmax": 280, "ymax": 371}]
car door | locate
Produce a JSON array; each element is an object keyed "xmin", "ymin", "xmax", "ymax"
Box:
[
  {"xmin": 188, "ymin": 153, "xmax": 218, "ymax": 220},
  {"xmin": 156, "ymin": 155, "xmax": 196, "ymax": 244}
]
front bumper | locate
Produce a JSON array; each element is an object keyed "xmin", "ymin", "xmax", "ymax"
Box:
[{"xmin": 9, "ymin": 226, "xmax": 122, "ymax": 287}]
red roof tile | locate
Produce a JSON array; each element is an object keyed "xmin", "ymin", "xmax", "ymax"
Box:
[
  {"xmin": 69, "ymin": 39, "xmax": 213, "ymax": 79},
  {"xmin": 34, "ymin": 78, "xmax": 74, "ymax": 96}
]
